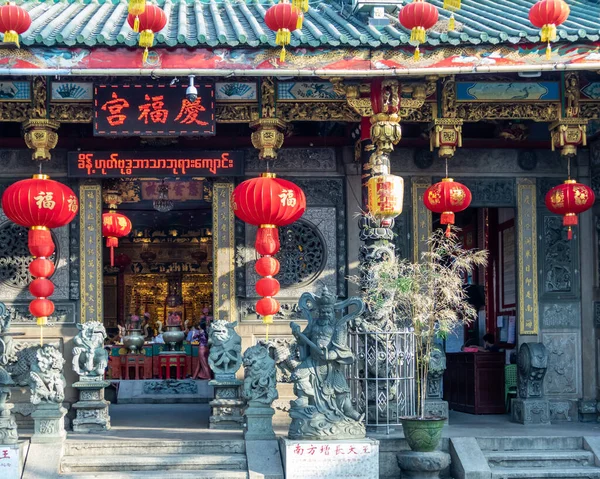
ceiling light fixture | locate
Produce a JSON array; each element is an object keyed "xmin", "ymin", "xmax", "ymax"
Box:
[{"xmin": 153, "ymin": 179, "xmax": 174, "ymax": 213}]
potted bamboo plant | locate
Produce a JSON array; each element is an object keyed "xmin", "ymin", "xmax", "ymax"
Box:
[{"xmin": 364, "ymin": 228, "xmax": 487, "ymax": 452}]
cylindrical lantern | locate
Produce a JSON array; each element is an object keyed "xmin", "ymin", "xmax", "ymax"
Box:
[
  {"xmin": 0, "ymin": 3, "xmax": 31, "ymax": 48},
  {"xmin": 529, "ymin": 0, "xmax": 570, "ymax": 59},
  {"xmin": 367, "ymin": 174, "xmax": 404, "ymax": 225},
  {"xmin": 545, "ymin": 179, "xmax": 595, "ymax": 240},
  {"xmin": 424, "ymin": 178, "xmax": 472, "ymax": 236},
  {"xmin": 127, "ymin": 4, "xmax": 167, "ymax": 62},
  {"xmin": 264, "ymin": 0, "xmax": 301, "ymax": 62},
  {"xmin": 398, "ymin": 0, "xmax": 439, "ymax": 60},
  {"xmin": 102, "ymin": 211, "xmax": 132, "ymax": 267}
]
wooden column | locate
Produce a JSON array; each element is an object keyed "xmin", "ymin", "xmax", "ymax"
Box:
[
  {"xmin": 79, "ymin": 181, "xmax": 103, "ymax": 324},
  {"xmin": 212, "ymin": 181, "xmax": 236, "ymax": 322}
]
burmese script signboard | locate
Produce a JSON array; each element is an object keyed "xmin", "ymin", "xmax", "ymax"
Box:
[
  {"xmin": 94, "ymin": 83, "xmax": 215, "ymax": 136},
  {"xmin": 68, "ymin": 151, "xmax": 243, "ymax": 178}
]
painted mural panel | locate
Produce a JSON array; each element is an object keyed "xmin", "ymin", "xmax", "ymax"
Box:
[
  {"xmin": 51, "ymin": 82, "xmax": 93, "ymax": 101},
  {"xmin": 0, "ymin": 81, "xmax": 30, "ymax": 100},
  {"xmin": 456, "ymin": 82, "xmax": 559, "ymax": 101},
  {"xmin": 277, "ymin": 82, "xmax": 343, "ymax": 101},
  {"xmin": 215, "ymin": 82, "xmax": 257, "ymax": 101}
]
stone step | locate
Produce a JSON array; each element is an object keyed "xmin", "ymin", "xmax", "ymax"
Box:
[
  {"xmin": 485, "ymin": 450, "xmax": 594, "ymax": 468},
  {"xmin": 60, "ymin": 471, "xmax": 248, "ymax": 479},
  {"xmin": 490, "ymin": 467, "xmax": 600, "ymax": 479},
  {"xmin": 478, "ymin": 436, "xmax": 583, "ymax": 451},
  {"xmin": 61, "ymin": 453, "xmax": 247, "ymax": 473},
  {"xmin": 64, "ymin": 439, "xmax": 245, "ymax": 456}
]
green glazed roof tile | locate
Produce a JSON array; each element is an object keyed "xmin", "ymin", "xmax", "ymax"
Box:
[{"xmin": 9, "ymin": 0, "xmax": 600, "ymax": 49}]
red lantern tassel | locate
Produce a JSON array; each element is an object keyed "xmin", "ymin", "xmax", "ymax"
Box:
[
  {"xmin": 256, "ymin": 226, "xmax": 280, "ymax": 256},
  {"xmin": 29, "ymin": 228, "xmax": 55, "ymax": 258},
  {"xmin": 563, "ymin": 214, "xmax": 577, "ymax": 241},
  {"xmin": 107, "ymin": 237, "xmax": 119, "ymax": 266}
]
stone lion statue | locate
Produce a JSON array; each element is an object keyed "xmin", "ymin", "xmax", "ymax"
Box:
[
  {"xmin": 29, "ymin": 345, "xmax": 66, "ymax": 405},
  {"xmin": 72, "ymin": 321, "xmax": 108, "ymax": 378},
  {"xmin": 208, "ymin": 320, "xmax": 242, "ymax": 377},
  {"xmin": 242, "ymin": 344, "xmax": 278, "ymax": 406}
]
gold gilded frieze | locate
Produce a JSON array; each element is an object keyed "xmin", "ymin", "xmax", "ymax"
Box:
[{"xmin": 456, "ymin": 102, "xmax": 560, "ymax": 122}]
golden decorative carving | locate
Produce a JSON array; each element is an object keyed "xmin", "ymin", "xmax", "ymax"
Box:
[
  {"xmin": 401, "ymin": 103, "xmax": 434, "ymax": 122},
  {"xmin": 347, "ymin": 98, "xmax": 373, "ymax": 117},
  {"xmin": 441, "ymin": 77, "xmax": 457, "ymax": 119},
  {"xmin": 0, "ymin": 102, "xmax": 29, "ymax": 121},
  {"xmin": 430, "ymin": 118, "xmax": 463, "ymax": 159},
  {"xmin": 49, "ymin": 104, "xmax": 93, "ymax": 123},
  {"xmin": 550, "ymin": 119, "xmax": 587, "ymax": 157},
  {"xmin": 370, "ymin": 113, "xmax": 401, "ymax": 154},
  {"xmin": 216, "ymin": 104, "xmax": 259, "ymax": 123},
  {"xmin": 457, "ymin": 103, "xmax": 559, "ymax": 122},
  {"xmin": 250, "ymin": 117, "xmax": 286, "ymax": 161},
  {"xmin": 580, "ymin": 103, "xmax": 600, "ymax": 120},
  {"xmin": 31, "ymin": 77, "xmax": 47, "ymax": 119},
  {"xmin": 22, "ymin": 119, "xmax": 59, "ymax": 162},
  {"xmin": 278, "ymin": 101, "xmax": 360, "ymax": 122},
  {"xmin": 260, "ymin": 77, "xmax": 276, "ymax": 118},
  {"xmin": 564, "ymin": 73, "xmax": 580, "ymax": 118}
]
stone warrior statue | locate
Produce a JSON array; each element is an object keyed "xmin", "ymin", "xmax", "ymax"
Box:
[
  {"xmin": 72, "ymin": 321, "xmax": 108, "ymax": 378},
  {"xmin": 288, "ymin": 287, "xmax": 365, "ymax": 440}
]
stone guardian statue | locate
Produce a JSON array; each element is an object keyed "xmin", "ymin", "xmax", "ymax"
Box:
[{"xmin": 288, "ymin": 287, "xmax": 366, "ymax": 440}]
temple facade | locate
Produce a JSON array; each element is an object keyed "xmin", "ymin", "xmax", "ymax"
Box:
[{"xmin": 0, "ymin": 0, "xmax": 600, "ymax": 434}]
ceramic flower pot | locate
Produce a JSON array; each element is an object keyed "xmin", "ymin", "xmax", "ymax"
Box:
[
  {"xmin": 163, "ymin": 325, "xmax": 185, "ymax": 351},
  {"xmin": 123, "ymin": 329, "xmax": 145, "ymax": 354},
  {"xmin": 401, "ymin": 416, "xmax": 446, "ymax": 452}
]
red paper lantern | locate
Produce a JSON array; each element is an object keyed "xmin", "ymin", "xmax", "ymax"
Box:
[
  {"xmin": 256, "ymin": 297, "xmax": 280, "ymax": 323},
  {"xmin": 529, "ymin": 0, "xmax": 569, "ymax": 59},
  {"xmin": 545, "ymin": 180, "xmax": 595, "ymax": 240},
  {"xmin": 255, "ymin": 256, "xmax": 280, "ymax": 277},
  {"xmin": 29, "ymin": 298, "xmax": 54, "ymax": 320},
  {"xmin": 1, "ymin": 174, "xmax": 78, "ymax": 255},
  {"xmin": 29, "ymin": 278, "xmax": 55, "ymax": 298},
  {"xmin": 127, "ymin": 4, "xmax": 167, "ymax": 62},
  {"xmin": 424, "ymin": 178, "xmax": 472, "ymax": 236},
  {"xmin": 399, "ymin": 0, "xmax": 439, "ymax": 60},
  {"xmin": 102, "ymin": 211, "xmax": 132, "ymax": 267},
  {"xmin": 264, "ymin": 0, "xmax": 301, "ymax": 62},
  {"xmin": 0, "ymin": 3, "xmax": 31, "ymax": 47},
  {"xmin": 29, "ymin": 258, "xmax": 55, "ymax": 278},
  {"xmin": 114, "ymin": 253, "xmax": 132, "ymax": 270},
  {"xmin": 256, "ymin": 277, "xmax": 281, "ymax": 298}
]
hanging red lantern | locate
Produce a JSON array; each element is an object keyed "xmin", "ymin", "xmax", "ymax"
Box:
[
  {"xmin": 29, "ymin": 298, "xmax": 54, "ymax": 320},
  {"xmin": 128, "ymin": 0, "xmax": 145, "ymax": 33},
  {"xmin": 29, "ymin": 278, "xmax": 55, "ymax": 298},
  {"xmin": 114, "ymin": 252, "xmax": 132, "ymax": 270},
  {"xmin": 255, "ymin": 256, "xmax": 280, "ymax": 277},
  {"xmin": 232, "ymin": 173, "xmax": 306, "ymax": 256},
  {"xmin": 233, "ymin": 173, "xmax": 305, "ymax": 328},
  {"xmin": 0, "ymin": 3, "xmax": 31, "ymax": 48},
  {"xmin": 102, "ymin": 211, "xmax": 132, "ymax": 267},
  {"xmin": 256, "ymin": 297, "xmax": 280, "ymax": 324},
  {"xmin": 423, "ymin": 178, "xmax": 472, "ymax": 236},
  {"xmin": 529, "ymin": 0, "xmax": 569, "ymax": 59},
  {"xmin": 399, "ymin": 0, "xmax": 439, "ymax": 60},
  {"xmin": 1, "ymin": 174, "xmax": 78, "ymax": 255},
  {"xmin": 545, "ymin": 180, "xmax": 594, "ymax": 240},
  {"xmin": 29, "ymin": 258, "xmax": 55, "ymax": 278},
  {"xmin": 127, "ymin": 3, "xmax": 167, "ymax": 63},
  {"xmin": 264, "ymin": 0, "xmax": 301, "ymax": 62}
]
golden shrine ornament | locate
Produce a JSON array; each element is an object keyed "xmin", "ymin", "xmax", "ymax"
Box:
[{"xmin": 367, "ymin": 174, "xmax": 404, "ymax": 224}]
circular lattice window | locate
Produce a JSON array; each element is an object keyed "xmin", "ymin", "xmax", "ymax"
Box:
[
  {"xmin": 275, "ymin": 219, "xmax": 326, "ymax": 287},
  {"xmin": 0, "ymin": 222, "xmax": 57, "ymax": 288}
]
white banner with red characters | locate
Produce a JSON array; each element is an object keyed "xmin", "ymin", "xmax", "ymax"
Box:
[
  {"xmin": 281, "ymin": 438, "xmax": 379, "ymax": 479},
  {"xmin": 0, "ymin": 443, "xmax": 26, "ymax": 479}
]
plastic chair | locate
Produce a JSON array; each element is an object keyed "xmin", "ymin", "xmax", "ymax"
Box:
[{"xmin": 505, "ymin": 364, "xmax": 517, "ymax": 412}]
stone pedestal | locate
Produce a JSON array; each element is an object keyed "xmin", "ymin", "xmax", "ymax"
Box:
[
  {"xmin": 31, "ymin": 402, "xmax": 67, "ymax": 444},
  {"xmin": 209, "ymin": 379, "xmax": 244, "ymax": 429},
  {"xmin": 511, "ymin": 398, "xmax": 550, "ymax": 425},
  {"xmin": 0, "ymin": 441, "xmax": 28, "ymax": 479},
  {"xmin": 245, "ymin": 403, "xmax": 276, "ymax": 440},
  {"xmin": 423, "ymin": 399, "xmax": 449, "ymax": 425},
  {"xmin": 397, "ymin": 450, "xmax": 451, "ymax": 479},
  {"xmin": 0, "ymin": 392, "xmax": 18, "ymax": 444},
  {"xmin": 281, "ymin": 438, "xmax": 379, "ymax": 479},
  {"xmin": 72, "ymin": 380, "xmax": 111, "ymax": 432}
]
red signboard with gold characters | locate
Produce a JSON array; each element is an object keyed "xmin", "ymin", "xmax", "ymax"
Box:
[{"xmin": 94, "ymin": 83, "xmax": 215, "ymax": 136}]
